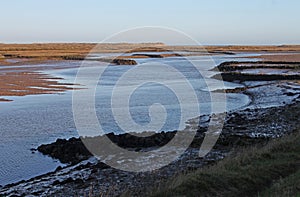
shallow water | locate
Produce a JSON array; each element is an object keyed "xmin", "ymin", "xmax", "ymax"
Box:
[{"xmin": 0, "ymin": 54, "xmax": 253, "ymax": 185}]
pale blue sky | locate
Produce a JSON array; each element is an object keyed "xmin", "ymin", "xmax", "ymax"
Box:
[{"xmin": 1, "ymin": 0, "xmax": 299, "ymax": 44}]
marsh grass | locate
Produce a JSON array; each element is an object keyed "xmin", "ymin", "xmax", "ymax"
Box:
[
  {"xmin": 151, "ymin": 130, "xmax": 300, "ymax": 197},
  {"xmin": 261, "ymin": 170, "xmax": 300, "ymax": 197}
]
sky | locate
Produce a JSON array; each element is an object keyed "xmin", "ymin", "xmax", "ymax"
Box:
[{"xmin": 1, "ymin": 0, "xmax": 300, "ymax": 45}]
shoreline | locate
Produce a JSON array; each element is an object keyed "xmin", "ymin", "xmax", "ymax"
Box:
[
  {"xmin": 2, "ymin": 99, "xmax": 300, "ymax": 196},
  {"xmin": 1, "ymin": 55, "xmax": 300, "ymax": 195}
]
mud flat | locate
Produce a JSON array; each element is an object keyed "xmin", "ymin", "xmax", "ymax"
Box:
[
  {"xmin": 212, "ymin": 61, "xmax": 300, "ymax": 82},
  {"xmin": 1, "ymin": 71, "xmax": 300, "ymax": 196},
  {"xmin": 212, "ymin": 61, "xmax": 300, "ymax": 72},
  {"xmin": 0, "ymin": 70, "xmax": 76, "ymax": 102},
  {"xmin": 1, "ymin": 101, "xmax": 300, "ymax": 196},
  {"xmin": 0, "ymin": 59, "xmax": 136, "ymax": 102},
  {"xmin": 1, "ymin": 45, "xmax": 300, "ymax": 196}
]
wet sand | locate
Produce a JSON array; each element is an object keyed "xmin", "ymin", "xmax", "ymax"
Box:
[{"xmin": 0, "ymin": 68, "xmax": 75, "ymax": 102}]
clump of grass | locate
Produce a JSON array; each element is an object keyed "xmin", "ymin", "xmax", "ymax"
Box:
[
  {"xmin": 151, "ymin": 130, "xmax": 300, "ymax": 197},
  {"xmin": 261, "ymin": 169, "xmax": 300, "ymax": 197}
]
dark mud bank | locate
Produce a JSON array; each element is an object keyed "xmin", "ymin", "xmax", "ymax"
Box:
[
  {"xmin": 213, "ymin": 72, "xmax": 300, "ymax": 81},
  {"xmin": 212, "ymin": 61, "xmax": 300, "ymax": 72},
  {"xmin": 212, "ymin": 61, "xmax": 300, "ymax": 81},
  {"xmin": 38, "ymin": 131, "xmax": 176, "ymax": 165},
  {"xmin": 38, "ymin": 100, "xmax": 300, "ymax": 166}
]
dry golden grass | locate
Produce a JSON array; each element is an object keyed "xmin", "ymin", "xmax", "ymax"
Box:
[
  {"xmin": 1, "ymin": 43, "xmax": 300, "ymax": 62},
  {"xmin": 0, "ymin": 43, "xmax": 166, "ymax": 60},
  {"xmin": 257, "ymin": 54, "xmax": 300, "ymax": 62}
]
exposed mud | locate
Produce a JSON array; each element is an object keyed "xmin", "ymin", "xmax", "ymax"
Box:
[{"xmin": 2, "ymin": 84, "xmax": 299, "ymax": 196}]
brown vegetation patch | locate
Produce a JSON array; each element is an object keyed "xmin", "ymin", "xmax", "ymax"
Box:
[
  {"xmin": 0, "ymin": 71, "xmax": 75, "ymax": 101},
  {"xmin": 257, "ymin": 53, "xmax": 300, "ymax": 62},
  {"xmin": 1, "ymin": 44, "xmax": 300, "ymax": 64}
]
